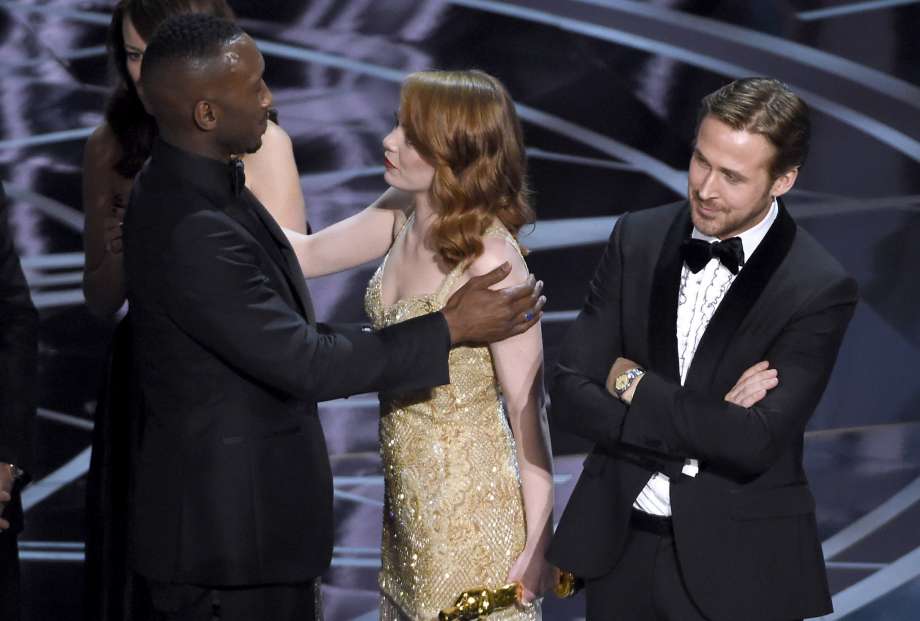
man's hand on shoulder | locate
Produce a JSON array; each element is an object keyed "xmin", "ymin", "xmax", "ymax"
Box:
[{"xmin": 441, "ymin": 263, "xmax": 545, "ymax": 345}]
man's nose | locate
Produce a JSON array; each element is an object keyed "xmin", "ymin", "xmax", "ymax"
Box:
[
  {"xmin": 697, "ymin": 171, "xmax": 717, "ymax": 199},
  {"xmin": 261, "ymin": 83, "xmax": 273, "ymax": 109}
]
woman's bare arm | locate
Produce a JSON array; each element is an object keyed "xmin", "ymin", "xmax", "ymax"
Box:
[
  {"xmin": 82, "ymin": 124, "xmax": 130, "ymax": 319},
  {"xmin": 242, "ymin": 121, "xmax": 307, "ymax": 233},
  {"xmin": 284, "ymin": 187, "xmax": 410, "ymax": 278},
  {"xmin": 469, "ymin": 237, "xmax": 553, "ymax": 601}
]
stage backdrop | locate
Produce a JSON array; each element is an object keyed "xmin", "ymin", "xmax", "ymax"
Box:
[{"xmin": 0, "ymin": 1, "xmax": 918, "ymax": 619}]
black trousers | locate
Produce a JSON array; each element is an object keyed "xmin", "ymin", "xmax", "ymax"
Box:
[
  {"xmin": 585, "ymin": 512, "xmax": 803, "ymax": 621},
  {"xmin": 585, "ymin": 512, "xmax": 708, "ymax": 621},
  {"xmin": 0, "ymin": 529, "xmax": 21, "ymax": 621},
  {"xmin": 146, "ymin": 579, "xmax": 317, "ymax": 621}
]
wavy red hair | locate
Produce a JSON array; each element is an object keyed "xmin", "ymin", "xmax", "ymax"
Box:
[{"xmin": 399, "ymin": 70, "xmax": 534, "ymax": 268}]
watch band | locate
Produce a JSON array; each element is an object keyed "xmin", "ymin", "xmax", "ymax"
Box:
[{"xmin": 614, "ymin": 367, "xmax": 645, "ymax": 398}]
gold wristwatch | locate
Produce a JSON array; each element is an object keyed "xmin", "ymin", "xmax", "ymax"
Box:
[{"xmin": 614, "ymin": 367, "xmax": 645, "ymax": 399}]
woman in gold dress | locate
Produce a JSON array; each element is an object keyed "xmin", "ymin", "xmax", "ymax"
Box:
[{"xmin": 287, "ymin": 70, "xmax": 553, "ymax": 620}]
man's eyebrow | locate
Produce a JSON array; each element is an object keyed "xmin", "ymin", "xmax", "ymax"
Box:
[{"xmin": 718, "ymin": 166, "xmax": 747, "ymax": 180}]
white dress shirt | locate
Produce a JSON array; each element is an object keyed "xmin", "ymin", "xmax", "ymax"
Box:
[{"xmin": 633, "ymin": 199, "xmax": 778, "ymax": 516}]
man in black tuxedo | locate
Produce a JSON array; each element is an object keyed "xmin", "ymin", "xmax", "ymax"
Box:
[
  {"xmin": 0, "ymin": 180, "xmax": 39, "ymax": 621},
  {"xmin": 124, "ymin": 15, "xmax": 543, "ymax": 621},
  {"xmin": 548, "ymin": 78, "xmax": 857, "ymax": 621}
]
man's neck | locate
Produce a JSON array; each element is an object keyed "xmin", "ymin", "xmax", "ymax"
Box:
[{"xmin": 158, "ymin": 129, "xmax": 230, "ymax": 163}]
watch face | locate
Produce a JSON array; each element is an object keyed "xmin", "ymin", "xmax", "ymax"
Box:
[{"xmin": 615, "ymin": 374, "xmax": 630, "ymax": 392}]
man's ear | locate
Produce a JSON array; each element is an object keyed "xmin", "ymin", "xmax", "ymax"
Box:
[
  {"xmin": 770, "ymin": 166, "xmax": 798, "ymax": 198},
  {"xmin": 193, "ymin": 100, "xmax": 218, "ymax": 132}
]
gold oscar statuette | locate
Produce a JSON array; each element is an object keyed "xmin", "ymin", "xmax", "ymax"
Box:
[
  {"xmin": 553, "ymin": 568, "xmax": 584, "ymax": 599},
  {"xmin": 438, "ymin": 582, "xmax": 523, "ymax": 621}
]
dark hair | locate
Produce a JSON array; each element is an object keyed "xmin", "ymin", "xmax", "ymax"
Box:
[
  {"xmin": 141, "ymin": 13, "xmax": 244, "ymax": 88},
  {"xmin": 697, "ymin": 77, "xmax": 810, "ymax": 179},
  {"xmin": 104, "ymin": 0, "xmax": 235, "ymax": 178}
]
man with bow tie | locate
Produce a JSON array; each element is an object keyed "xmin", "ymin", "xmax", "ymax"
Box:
[{"xmin": 548, "ymin": 78, "xmax": 857, "ymax": 621}]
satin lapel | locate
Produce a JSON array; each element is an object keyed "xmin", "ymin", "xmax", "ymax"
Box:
[
  {"xmin": 244, "ymin": 192, "xmax": 316, "ymax": 325},
  {"xmin": 224, "ymin": 195, "xmax": 316, "ymax": 324},
  {"xmin": 648, "ymin": 205, "xmax": 691, "ymax": 383},
  {"xmin": 683, "ymin": 202, "xmax": 797, "ymax": 390}
]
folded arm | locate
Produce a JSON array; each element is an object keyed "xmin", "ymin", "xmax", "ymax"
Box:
[
  {"xmin": 549, "ymin": 216, "xmax": 632, "ymax": 448},
  {"xmin": 622, "ymin": 277, "xmax": 857, "ymax": 477},
  {"xmin": 551, "ymin": 213, "xmax": 858, "ymax": 479}
]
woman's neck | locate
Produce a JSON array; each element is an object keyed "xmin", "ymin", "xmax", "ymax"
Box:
[{"xmin": 410, "ymin": 192, "xmax": 437, "ymax": 237}]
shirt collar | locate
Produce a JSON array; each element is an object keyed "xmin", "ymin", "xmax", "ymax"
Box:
[
  {"xmin": 150, "ymin": 139, "xmax": 244, "ymax": 202},
  {"xmin": 691, "ymin": 197, "xmax": 778, "ymax": 266}
]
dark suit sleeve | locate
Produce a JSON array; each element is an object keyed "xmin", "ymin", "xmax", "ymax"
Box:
[
  {"xmin": 622, "ymin": 275, "xmax": 857, "ymax": 477},
  {"xmin": 0, "ymin": 182, "xmax": 39, "ymax": 473},
  {"xmin": 549, "ymin": 215, "xmax": 631, "ymax": 448},
  {"xmin": 163, "ymin": 209, "xmax": 450, "ymax": 402}
]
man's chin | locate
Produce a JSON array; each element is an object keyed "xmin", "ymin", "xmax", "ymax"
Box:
[
  {"xmin": 694, "ymin": 216, "xmax": 731, "ymax": 240},
  {"xmin": 242, "ymin": 139, "xmax": 263, "ymax": 155}
]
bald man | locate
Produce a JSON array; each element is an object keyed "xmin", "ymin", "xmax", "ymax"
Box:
[{"xmin": 124, "ymin": 14, "xmax": 543, "ymax": 620}]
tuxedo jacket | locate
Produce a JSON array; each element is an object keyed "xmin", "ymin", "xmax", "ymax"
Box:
[
  {"xmin": 0, "ymin": 180, "xmax": 38, "ymax": 537},
  {"xmin": 124, "ymin": 141, "xmax": 451, "ymax": 586},
  {"xmin": 548, "ymin": 201, "xmax": 857, "ymax": 621}
]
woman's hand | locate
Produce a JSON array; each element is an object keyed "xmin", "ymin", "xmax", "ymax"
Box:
[
  {"xmin": 102, "ymin": 205, "xmax": 126, "ymax": 255},
  {"xmin": 507, "ymin": 548, "xmax": 551, "ymax": 603}
]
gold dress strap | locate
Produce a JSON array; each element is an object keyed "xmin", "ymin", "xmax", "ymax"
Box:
[
  {"xmin": 392, "ymin": 211, "xmax": 414, "ymax": 249},
  {"xmin": 432, "ymin": 258, "xmax": 471, "ymax": 306}
]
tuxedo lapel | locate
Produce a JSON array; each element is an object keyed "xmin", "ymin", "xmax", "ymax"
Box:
[
  {"xmin": 244, "ymin": 192, "xmax": 316, "ymax": 324},
  {"xmin": 648, "ymin": 205, "xmax": 691, "ymax": 383},
  {"xmin": 683, "ymin": 201, "xmax": 797, "ymax": 390},
  {"xmin": 224, "ymin": 195, "xmax": 316, "ymax": 324}
]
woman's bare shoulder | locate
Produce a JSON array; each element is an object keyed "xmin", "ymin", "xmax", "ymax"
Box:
[
  {"xmin": 85, "ymin": 122, "xmax": 121, "ymax": 164},
  {"xmin": 245, "ymin": 120, "xmax": 293, "ymax": 168},
  {"xmin": 467, "ymin": 231, "xmax": 527, "ymax": 278},
  {"xmin": 263, "ymin": 119, "xmax": 293, "ymax": 148}
]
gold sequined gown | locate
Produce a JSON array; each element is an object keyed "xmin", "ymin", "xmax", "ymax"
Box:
[{"xmin": 364, "ymin": 223, "xmax": 541, "ymax": 621}]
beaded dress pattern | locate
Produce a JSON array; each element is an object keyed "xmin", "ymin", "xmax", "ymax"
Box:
[{"xmin": 365, "ymin": 217, "xmax": 540, "ymax": 621}]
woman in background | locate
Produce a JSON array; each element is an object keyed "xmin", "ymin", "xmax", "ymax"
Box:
[
  {"xmin": 81, "ymin": 2, "xmax": 306, "ymax": 620},
  {"xmin": 286, "ymin": 70, "xmax": 553, "ymax": 620},
  {"xmin": 82, "ymin": 0, "xmax": 306, "ymax": 318}
]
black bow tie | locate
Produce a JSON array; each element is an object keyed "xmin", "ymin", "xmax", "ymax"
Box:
[
  {"xmin": 230, "ymin": 159, "xmax": 246, "ymax": 196},
  {"xmin": 681, "ymin": 237, "xmax": 745, "ymax": 274}
]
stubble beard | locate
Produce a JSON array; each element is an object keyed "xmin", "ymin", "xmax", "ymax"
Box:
[{"xmin": 690, "ymin": 190, "xmax": 772, "ymax": 239}]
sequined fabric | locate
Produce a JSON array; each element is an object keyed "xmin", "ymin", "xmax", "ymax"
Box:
[{"xmin": 365, "ymin": 223, "xmax": 540, "ymax": 621}]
